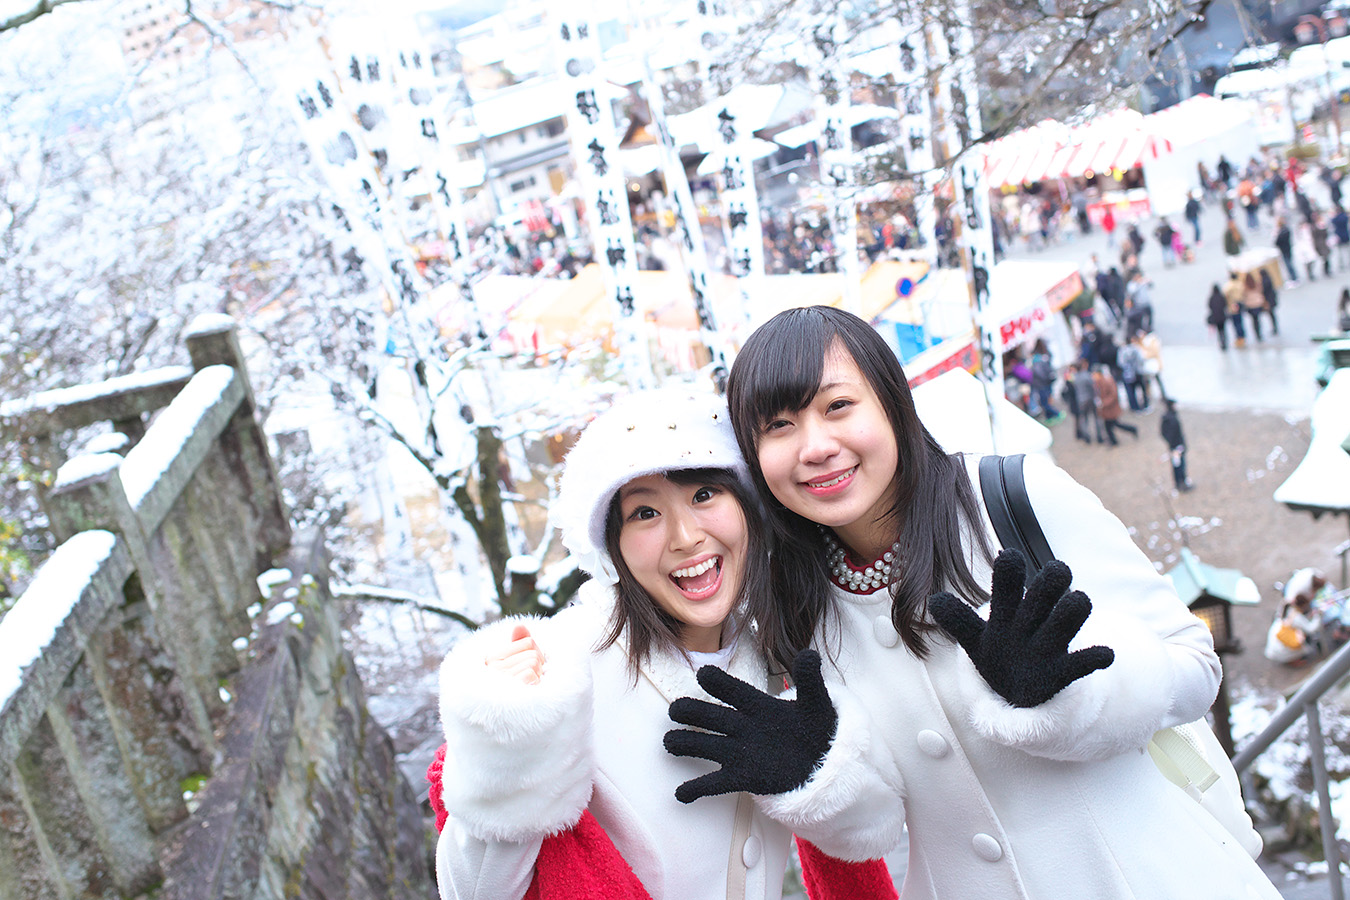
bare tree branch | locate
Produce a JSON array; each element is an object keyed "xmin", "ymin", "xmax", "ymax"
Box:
[
  {"xmin": 0, "ymin": 0, "xmax": 84, "ymax": 34},
  {"xmin": 332, "ymin": 584, "xmax": 481, "ymax": 629}
]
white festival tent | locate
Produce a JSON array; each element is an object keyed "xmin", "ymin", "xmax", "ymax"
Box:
[
  {"xmin": 1140, "ymin": 97, "xmax": 1263, "ymax": 216},
  {"xmin": 981, "ymin": 96, "xmax": 1262, "ymax": 217}
]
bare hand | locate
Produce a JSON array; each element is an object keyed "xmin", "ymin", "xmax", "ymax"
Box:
[{"xmin": 485, "ymin": 624, "xmax": 545, "ymax": 685}]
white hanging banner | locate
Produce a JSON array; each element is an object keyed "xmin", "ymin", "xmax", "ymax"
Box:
[
  {"xmin": 387, "ymin": 39, "xmax": 473, "ymax": 268},
  {"xmin": 643, "ymin": 68, "xmax": 740, "ymax": 367},
  {"xmin": 809, "ymin": 18, "xmax": 860, "ymax": 313},
  {"xmin": 284, "ymin": 68, "xmax": 393, "ymax": 300},
  {"xmin": 282, "ymin": 59, "xmax": 431, "ymax": 352},
  {"xmin": 930, "ymin": 10, "xmax": 1003, "ymax": 402},
  {"xmin": 715, "ymin": 106, "xmax": 766, "ymax": 284},
  {"xmin": 693, "ymin": 0, "xmax": 761, "ymax": 334},
  {"xmin": 895, "ymin": 24, "xmax": 937, "ymax": 266},
  {"xmin": 552, "ymin": 9, "xmax": 651, "ymax": 386},
  {"xmin": 385, "ymin": 37, "xmax": 488, "ymax": 340}
]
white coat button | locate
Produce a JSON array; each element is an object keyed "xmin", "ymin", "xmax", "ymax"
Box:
[
  {"xmin": 916, "ymin": 730, "xmax": 950, "ymax": 758},
  {"xmin": 742, "ymin": 835, "xmax": 762, "ymax": 868},
  {"xmin": 972, "ymin": 833, "xmax": 1003, "ymax": 862},
  {"xmin": 873, "ymin": 615, "xmax": 900, "ymax": 648}
]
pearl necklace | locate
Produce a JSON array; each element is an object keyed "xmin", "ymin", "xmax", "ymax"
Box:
[{"xmin": 820, "ymin": 528, "xmax": 901, "ymax": 593}]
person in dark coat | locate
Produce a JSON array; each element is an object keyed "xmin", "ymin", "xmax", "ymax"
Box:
[
  {"xmin": 1333, "ymin": 205, "xmax": 1350, "ymax": 271},
  {"xmin": 1295, "ymin": 189, "xmax": 1315, "ymax": 224},
  {"xmin": 1079, "ymin": 320, "xmax": 1103, "ymax": 367},
  {"xmin": 1223, "ymin": 219, "xmax": 1245, "ymax": 258},
  {"xmin": 1155, "ymin": 218, "xmax": 1177, "ymax": 267},
  {"xmin": 1259, "ymin": 268, "xmax": 1280, "ymax": 337},
  {"xmin": 1217, "ymin": 155, "xmax": 1233, "ymax": 187},
  {"xmin": 1095, "ymin": 268, "xmax": 1117, "ymax": 317},
  {"xmin": 1126, "ymin": 223, "xmax": 1146, "ymax": 257},
  {"xmin": 1206, "ymin": 284, "xmax": 1229, "ymax": 351},
  {"xmin": 1312, "ymin": 214, "xmax": 1333, "ymax": 277},
  {"xmin": 1184, "ymin": 192, "xmax": 1202, "ymax": 244},
  {"xmin": 1275, "ymin": 217, "xmax": 1296, "ymax": 282},
  {"xmin": 1160, "ymin": 399, "xmax": 1192, "ymax": 492},
  {"xmin": 1069, "ymin": 359, "xmax": 1103, "ymax": 443}
]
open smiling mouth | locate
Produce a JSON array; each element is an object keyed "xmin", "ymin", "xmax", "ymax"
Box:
[
  {"xmin": 807, "ymin": 466, "xmax": 857, "ymax": 490},
  {"xmin": 671, "ymin": 556, "xmax": 723, "ymax": 596}
]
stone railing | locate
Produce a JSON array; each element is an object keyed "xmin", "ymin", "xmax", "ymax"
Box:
[{"xmin": 0, "ymin": 316, "xmax": 432, "ymax": 899}]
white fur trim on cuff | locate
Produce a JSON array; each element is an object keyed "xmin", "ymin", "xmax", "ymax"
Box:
[
  {"xmin": 438, "ymin": 616, "xmax": 595, "ymax": 841},
  {"xmin": 963, "ymin": 607, "xmax": 1175, "ymax": 762},
  {"xmin": 755, "ymin": 686, "xmax": 906, "ymax": 860}
]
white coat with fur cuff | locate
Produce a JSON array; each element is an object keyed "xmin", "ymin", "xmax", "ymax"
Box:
[
  {"xmin": 756, "ymin": 454, "xmax": 1279, "ymax": 900},
  {"xmin": 435, "ymin": 582, "xmax": 796, "ymax": 900},
  {"xmin": 438, "ymin": 612, "xmax": 596, "ymax": 842}
]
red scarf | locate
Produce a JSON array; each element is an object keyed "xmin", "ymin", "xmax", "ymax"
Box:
[{"xmin": 428, "ymin": 744, "xmax": 896, "ymax": 900}]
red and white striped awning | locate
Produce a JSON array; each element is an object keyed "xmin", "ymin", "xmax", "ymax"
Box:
[{"xmin": 982, "ymin": 107, "xmax": 1173, "ymax": 188}]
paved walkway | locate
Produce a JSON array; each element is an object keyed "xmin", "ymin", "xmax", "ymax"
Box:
[{"xmin": 1003, "ymin": 195, "xmax": 1350, "ymax": 898}]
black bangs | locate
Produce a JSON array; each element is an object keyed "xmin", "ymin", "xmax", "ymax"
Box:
[
  {"xmin": 727, "ymin": 307, "xmax": 833, "ymax": 437},
  {"xmin": 663, "ymin": 468, "xmax": 741, "ymax": 488}
]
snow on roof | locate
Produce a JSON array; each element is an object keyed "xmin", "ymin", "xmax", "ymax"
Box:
[
  {"xmin": 1229, "ymin": 43, "xmax": 1282, "ymax": 69},
  {"xmin": 448, "ymin": 78, "xmax": 627, "ymax": 141},
  {"xmin": 1274, "ymin": 367, "xmax": 1350, "ymax": 513},
  {"xmin": 0, "ymin": 530, "xmax": 118, "ymax": 716},
  {"xmin": 1215, "ymin": 65, "xmax": 1311, "ymax": 96},
  {"xmin": 1289, "ymin": 35, "xmax": 1350, "ymax": 71},
  {"xmin": 667, "ymin": 83, "xmax": 808, "ymax": 148},
  {"xmin": 120, "ymin": 365, "xmax": 239, "ymax": 512}
]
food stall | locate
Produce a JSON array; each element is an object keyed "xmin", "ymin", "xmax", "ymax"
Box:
[{"xmin": 873, "ymin": 259, "xmax": 1086, "ymax": 387}]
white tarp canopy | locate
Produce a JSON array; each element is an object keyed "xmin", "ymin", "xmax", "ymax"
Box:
[
  {"xmin": 913, "ymin": 368, "xmax": 1053, "ymax": 458},
  {"xmin": 1140, "ymin": 95, "xmax": 1263, "ymax": 215}
]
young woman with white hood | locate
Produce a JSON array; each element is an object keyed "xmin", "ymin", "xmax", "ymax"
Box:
[{"xmin": 431, "ymin": 388, "xmax": 894, "ymax": 900}]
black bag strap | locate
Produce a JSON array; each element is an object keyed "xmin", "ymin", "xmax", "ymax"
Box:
[{"xmin": 977, "ymin": 454, "xmax": 1054, "ymax": 573}]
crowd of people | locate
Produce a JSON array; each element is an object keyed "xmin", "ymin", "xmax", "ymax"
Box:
[
  {"xmin": 1201, "ymin": 152, "xmax": 1350, "ymax": 348},
  {"xmin": 1002, "ymin": 246, "xmax": 1176, "ymax": 484},
  {"xmin": 1002, "ymin": 149, "xmax": 1350, "ymax": 507}
]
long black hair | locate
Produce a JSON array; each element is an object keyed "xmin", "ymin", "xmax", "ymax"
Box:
[
  {"xmin": 726, "ymin": 305, "xmax": 994, "ymax": 666},
  {"xmin": 596, "ymin": 468, "xmax": 776, "ymax": 680}
]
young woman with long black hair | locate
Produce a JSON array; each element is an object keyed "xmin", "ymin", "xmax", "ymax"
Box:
[{"xmin": 665, "ymin": 306, "xmax": 1280, "ymax": 899}]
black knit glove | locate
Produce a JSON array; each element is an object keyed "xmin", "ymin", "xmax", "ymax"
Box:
[
  {"xmin": 664, "ymin": 650, "xmax": 837, "ymax": 804},
  {"xmin": 928, "ymin": 548, "xmax": 1115, "ymax": 708}
]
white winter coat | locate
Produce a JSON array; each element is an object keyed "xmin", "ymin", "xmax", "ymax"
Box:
[
  {"xmin": 434, "ymin": 583, "xmax": 793, "ymax": 900},
  {"xmin": 757, "ymin": 453, "xmax": 1280, "ymax": 900}
]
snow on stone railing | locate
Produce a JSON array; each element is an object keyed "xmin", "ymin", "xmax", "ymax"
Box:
[
  {"xmin": 0, "ymin": 316, "xmax": 292, "ymax": 898},
  {"xmin": 0, "ymin": 366, "xmax": 194, "ymax": 444}
]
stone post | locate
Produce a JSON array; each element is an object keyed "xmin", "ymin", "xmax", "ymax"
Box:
[
  {"xmin": 45, "ymin": 456, "xmax": 216, "ymax": 800},
  {"xmin": 184, "ymin": 315, "xmax": 290, "ymax": 560}
]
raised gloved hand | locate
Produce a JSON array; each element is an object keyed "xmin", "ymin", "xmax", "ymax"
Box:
[
  {"xmin": 928, "ymin": 548, "xmax": 1115, "ymax": 708},
  {"xmin": 664, "ymin": 649, "xmax": 837, "ymax": 804}
]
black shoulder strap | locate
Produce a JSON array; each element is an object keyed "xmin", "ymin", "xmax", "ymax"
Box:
[{"xmin": 977, "ymin": 454, "xmax": 1054, "ymax": 573}]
